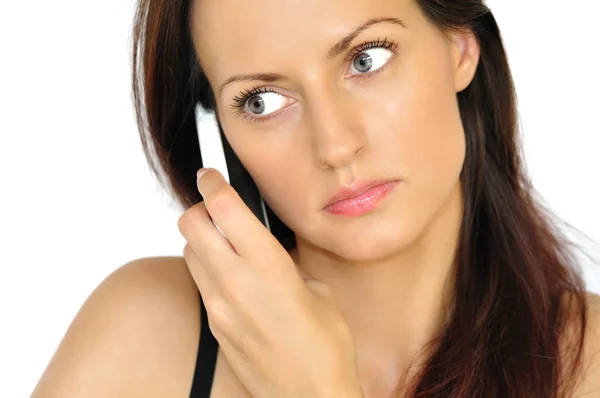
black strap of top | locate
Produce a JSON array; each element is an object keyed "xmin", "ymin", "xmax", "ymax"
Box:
[{"xmin": 189, "ymin": 293, "xmax": 219, "ymax": 398}]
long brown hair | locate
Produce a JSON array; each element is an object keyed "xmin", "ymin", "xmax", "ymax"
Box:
[{"xmin": 131, "ymin": 0, "xmax": 589, "ymax": 396}]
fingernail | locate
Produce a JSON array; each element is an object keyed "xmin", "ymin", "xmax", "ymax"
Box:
[{"xmin": 197, "ymin": 168, "xmax": 210, "ymax": 181}]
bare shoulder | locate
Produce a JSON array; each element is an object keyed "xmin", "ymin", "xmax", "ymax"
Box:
[
  {"xmin": 31, "ymin": 256, "xmax": 202, "ymax": 398},
  {"xmin": 565, "ymin": 292, "xmax": 600, "ymax": 397}
]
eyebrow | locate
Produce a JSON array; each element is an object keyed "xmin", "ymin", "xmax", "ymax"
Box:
[{"xmin": 217, "ymin": 17, "xmax": 406, "ymax": 97}]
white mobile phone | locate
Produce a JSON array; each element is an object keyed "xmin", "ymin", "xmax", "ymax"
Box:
[{"xmin": 194, "ymin": 102, "xmax": 271, "ymax": 231}]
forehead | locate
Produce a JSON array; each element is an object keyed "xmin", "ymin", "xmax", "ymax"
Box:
[{"xmin": 190, "ymin": 0, "xmax": 417, "ymax": 84}]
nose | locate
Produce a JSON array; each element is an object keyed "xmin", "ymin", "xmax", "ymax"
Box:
[{"xmin": 306, "ymin": 91, "xmax": 366, "ymax": 170}]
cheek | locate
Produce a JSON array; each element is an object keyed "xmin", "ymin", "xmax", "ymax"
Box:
[
  {"xmin": 223, "ymin": 134, "xmax": 308, "ymax": 226},
  {"xmin": 220, "ymin": 115, "xmax": 314, "ymax": 234},
  {"xmin": 402, "ymin": 96, "xmax": 465, "ymax": 190},
  {"xmin": 257, "ymin": 168, "xmax": 306, "ymax": 217},
  {"xmin": 370, "ymin": 51, "xmax": 466, "ymax": 214}
]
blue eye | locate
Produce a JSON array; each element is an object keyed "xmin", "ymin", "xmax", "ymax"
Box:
[
  {"xmin": 349, "ymin": 47, "xmax": 394, "ymax": 75},
  {"xmin": 230, "ymin": 37, "xmax": 399, "ymax": 123},
  {"xmin": 243, "ymin": 91, "xmax": 287, "ymax": 117},
  {"xmin": 231, "ymin": 87, "xmax": 290, "ymax": 121}
]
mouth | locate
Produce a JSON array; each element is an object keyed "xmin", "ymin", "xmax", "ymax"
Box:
[{"xmin": 323, "ymin": 179, "xmax": 401, "ymax": 217}]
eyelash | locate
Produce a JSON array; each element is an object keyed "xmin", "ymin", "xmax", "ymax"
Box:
[
  {"xmin": 231, "ymin": 87, "xmax": 278, "ymax": 120},
  {"xmin": 345, "ymin": 36, "xmax": 398, "ymax": 63},
  {"xmin": 230, "ymin": 37, "xmax": 399, "ymax": 123}
]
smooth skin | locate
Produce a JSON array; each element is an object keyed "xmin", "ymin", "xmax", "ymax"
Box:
[
  {"xmin": 180, "ymin": 168, "xmax": 364, "ymax": 397},
  {"xmin": 32, "ymin": 0, "xmax": 600, "ymax": 396}
]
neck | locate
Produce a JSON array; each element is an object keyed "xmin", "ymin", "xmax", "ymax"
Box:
[{"xmin": 292, "ymin": 183, "xmax": 463, "ymax": 391}]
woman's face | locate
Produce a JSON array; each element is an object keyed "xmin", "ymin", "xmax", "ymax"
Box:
[{"xmin": 191, "ymin": 0, "xmax": 479, "ymax": 261}]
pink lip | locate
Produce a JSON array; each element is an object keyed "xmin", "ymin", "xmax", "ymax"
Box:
[{"xmin": 323, "ymin": 180, "xmax": 400, "ymax": 216}]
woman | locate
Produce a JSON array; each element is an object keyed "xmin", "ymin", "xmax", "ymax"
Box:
[{"xmin": 32, "ymin": 0, "xmax": 600, "ymax": 397}]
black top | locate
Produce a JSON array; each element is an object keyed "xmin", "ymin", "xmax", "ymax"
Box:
[{"xmin": 189, "ymin": 294, "xmax": 218, "ymax": 397}]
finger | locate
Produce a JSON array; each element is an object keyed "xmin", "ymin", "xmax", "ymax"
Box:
[
  {"xmin": 196, "ymin": 168, "xmax": 281, "ymax": 259},
  {"xmin": 183, "ymin": 243, "xmax": 221, "ymax": 302},
  {"xmin": 178, "ymin": 201, "xmax": 238, "ymax": 273},
  {"xmin": 184, "ymin": 244, "xmax": 247, "ymax": 353}
]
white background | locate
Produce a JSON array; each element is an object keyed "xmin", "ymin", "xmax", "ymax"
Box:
[{"xmin": 1, "ymin": 1, "xmax": 599, "ymax": 396}]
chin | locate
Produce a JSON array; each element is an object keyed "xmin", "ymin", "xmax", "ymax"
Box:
[{"xmin": 323, "ymin": 215, "xmax": 425, "ymax": 263}]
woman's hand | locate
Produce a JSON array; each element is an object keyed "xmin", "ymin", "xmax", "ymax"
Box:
[{"xmin": 178, "ymin": 168, "xmax": 364, "ymax": 398}]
